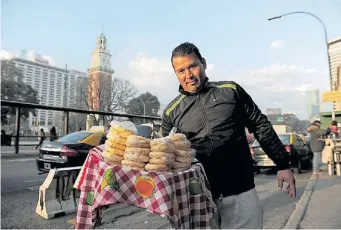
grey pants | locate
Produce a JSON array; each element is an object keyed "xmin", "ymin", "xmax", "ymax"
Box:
[{"xmin": 211, "ymin": 188, "xmax": 263, "ymax": 229}]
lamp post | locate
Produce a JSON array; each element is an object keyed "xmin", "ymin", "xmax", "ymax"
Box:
[
  {"xmin": 138, "ymin": 98, "xmax": 157, "ymax": 116},
  {"xmin": 268, "ymin": 11, "xmax": 335, "ymax": 120}
]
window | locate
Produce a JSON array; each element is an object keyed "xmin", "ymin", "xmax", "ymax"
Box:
[
  {"xmin": 253, "ymin": 134, "xmax": 290, "ymax": 147},
  {"xmin": 57, "ymin": 132, "xmax": 93, "ymax": 143}
]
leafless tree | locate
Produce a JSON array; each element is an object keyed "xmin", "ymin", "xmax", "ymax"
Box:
[{"xmin": 80, "ymin": 76, "xmax": 137, "ymax": 125}]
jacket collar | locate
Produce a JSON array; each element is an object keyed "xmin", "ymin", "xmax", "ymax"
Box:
[{"xmin": 178, "ymin": 77, "xmax": 211, "ymax": 96}]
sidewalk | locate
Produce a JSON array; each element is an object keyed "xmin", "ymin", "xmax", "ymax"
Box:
[
  {"xmin": 285, "ymin": 171, "xmax": 341, "ymax": 229},
  {"xmin": 299, "ymin": 172, "xmax": 341, "ymax": 229}
]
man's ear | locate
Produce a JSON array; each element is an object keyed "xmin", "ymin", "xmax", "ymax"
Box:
[{"xmin": 201, "ymin": 57, "xmax": 207, "ymax": 69}]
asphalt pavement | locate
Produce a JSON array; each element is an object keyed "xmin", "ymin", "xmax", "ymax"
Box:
[{"xmin": 1, "ymin": 158, "xmax": 312, "ymax": 229}]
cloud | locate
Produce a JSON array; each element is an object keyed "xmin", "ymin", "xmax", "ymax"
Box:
[
  {"xmin": 123, "ymin": 52, "xmax": 329, "ymax": 120},
  {"xmin": 0, "ymin": 50, "xmax": 14, "ymax": 60},
  {"xmin": 270, "ymin": 40, "xmax": 285, "ymax": 49}
]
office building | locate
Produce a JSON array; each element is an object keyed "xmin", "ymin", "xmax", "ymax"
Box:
[
  {"xmin": 306, "ymin": 89, "xmax": 320, "ymax": 120},
  {"xmin": 329, "ymin": 37, "xmax": 341, "ymax": 111},
  {"xmin": 6, "ymin": 51, "xmax": 88, "ymax": 131}
]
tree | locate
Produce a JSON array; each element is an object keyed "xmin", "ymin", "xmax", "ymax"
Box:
[
  {"xmin": 125, "ymin": 92, "xmax": 161, "ymax": 124},
  {"xmin": 1, "ymin": 60, "xmax": 40, "ymax": 124},
  {"xmin": 81, "ymin": 76, "xmax": 137, "ymax": 125}
]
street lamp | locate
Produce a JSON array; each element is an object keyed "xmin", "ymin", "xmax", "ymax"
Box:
[
  {"xmin": 268, "ymin": 11, "xmax": 335, "ymax": 120},
  {"xmin": 138, "ymin": 98, "xmax": 157, "ymax": 116}
]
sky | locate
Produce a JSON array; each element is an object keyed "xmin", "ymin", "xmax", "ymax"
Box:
[{"xmin": 1, "ymin": 0, "xmax": 341, "ymax": 120}]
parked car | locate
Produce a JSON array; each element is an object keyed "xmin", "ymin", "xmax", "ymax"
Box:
[
  {"xmin": 36, "ymin": 127, "xmax": 106, "ymax": 173},
  {"xmin": 251, "ymin": 133, "xmax": 313, "ymax": 174}
]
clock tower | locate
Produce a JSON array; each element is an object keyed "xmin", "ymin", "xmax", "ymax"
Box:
[{"xmin": 88, "ymin": 33, "xmax": 114, "ymax": 111}]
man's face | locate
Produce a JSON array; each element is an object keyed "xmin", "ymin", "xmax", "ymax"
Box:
[{"xmin": 172, "ymin": 54, "xmax": 207, "ymax": 93}]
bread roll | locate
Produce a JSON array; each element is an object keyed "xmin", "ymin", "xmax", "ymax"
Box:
[
  {"xmin": 173, "ymin": 140, "xmax": 191, "ymax": 151},
  {"xmin": 175, "ymin": 149, "xmax": 196, "ymax": 158},
  {"xmin": 168, "ymin": 133, "xmax": 187, "ymax": 142},
  {"xmin": 106, "ymin": 133, "xmax": 126, "ymax": 145},
  {"xmin": 105, "ymin": 144, "xmax": 125, "ymax": 156},
  {"xmin": 125, "ymin": 147, "xmax": 150, "ymax": 156},
  {"xmin": 103, "ymin": 150, "xmax": 123, "ymax": 164},
  {"xmin": 175, "ymin": 156, "xmax": 193, "ymax": 164},
  {"xmin": 105, "ymin": 140, "xmax": 126, "ymax": 151},
  {"xmin": 121, "ymin": 160, "xmax": 146, "ymax": 168},
  {"xmin": 126, "ymin": 135, "xmax": 151, "ymax": 148},
  {"xmin": 149, "ymin": 151, "xmax": 174, "ymax": 159},
  {"xmin": 149, "ymin": 157, "xmax": 175, "ymax": 166},
  {"xmin": 150, "ymin": 138, "xmax": 175, "ymax": 153},
  {"xmin": 145, "ymin": 163, "xmax": 168, "ymax": 172},
  {"xmin": 123, "ymin": 153, "xmax": 149, "ymax": 163}
]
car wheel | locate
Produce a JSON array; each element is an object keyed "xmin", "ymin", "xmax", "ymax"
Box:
[{"xmin": 297, "ymin": 160, "xmax": 302, "ymax": 174}]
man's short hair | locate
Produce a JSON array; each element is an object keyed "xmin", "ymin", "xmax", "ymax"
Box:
[{"xmin": 171, "ymin": 42, "xmax": 203, "ymax": 62}]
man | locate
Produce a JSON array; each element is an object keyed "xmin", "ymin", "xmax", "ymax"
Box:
[
  {"xmin": 307, "ymin": 120, "xmax": 326, "ymax": 174},
  {"xmin": 161, "ymin": 42, "xmax": 296, "ymax": 229}
]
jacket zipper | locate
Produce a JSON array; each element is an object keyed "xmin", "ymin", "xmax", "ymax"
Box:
[{"xmin": 197, "ymin": 94, "xmax": 214, "ymax": 155}]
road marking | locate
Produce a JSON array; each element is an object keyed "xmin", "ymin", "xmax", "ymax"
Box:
[
  {"xmin": 24, "ymin": 179, "xmax": 45, "ymax": 183},
  {"xmin": 27, "ymin": 186, "xmax": 40, "ymax": 191},
  {"xmin": 1, "ymin": 158, "xmax": 36, "ymax": 163}
]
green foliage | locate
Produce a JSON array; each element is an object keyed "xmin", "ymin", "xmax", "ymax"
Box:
[
  {"xmin": 1, "ymin": 60, "xmax": 40, "ymax": 124},
  {"xmin": 125, "ymin": 92, "xmax": 160, "ymax": 124}
]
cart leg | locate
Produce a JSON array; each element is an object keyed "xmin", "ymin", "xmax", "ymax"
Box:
[{"xmin": 91, "ymin": 207, "xmax": 103, "ymax": 229}]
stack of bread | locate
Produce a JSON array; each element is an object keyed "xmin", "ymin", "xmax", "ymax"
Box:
[
  {"xmin": 122, "ymin": 135, "xmax": 151, "ymax": 170},
  {"xmin": 146, "ymin": 137, "xmax": 176, "ymax": 172},
  {"xmin": 103, "ymin": 121, "xmax": 137, "ymax": 165},
  {"xmin": 168, "ymin": 133, "xmax": 195, "ymax": 173}
]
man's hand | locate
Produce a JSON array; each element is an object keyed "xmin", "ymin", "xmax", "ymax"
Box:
[{"xmin": 277, "ymin": 169, "xmax": 296, "ymax": 197}]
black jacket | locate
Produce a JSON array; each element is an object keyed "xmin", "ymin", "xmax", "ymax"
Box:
[{"xmin": 162, "ymin": 79, "xmax": 290, "ymax": 199}]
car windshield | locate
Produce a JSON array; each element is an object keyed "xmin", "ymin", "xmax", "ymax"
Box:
[
  {"xmin": 56, "ymin": 131, "xmax": 92, "ymax": 143},
  {"xmin": 252, "ymin": 134, "xmax": 290, "ymax": 147}
]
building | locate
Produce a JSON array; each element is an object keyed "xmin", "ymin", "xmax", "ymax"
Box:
[
  {"xmin": 88, "ymin": 33, "xmax": 114, "ymax": 111},
  {"xmin": 6, "ymin": 51, "xmax": 88, "ymax": 132},
  {"xmin": 328, "ymin": 37, "xmax": 341, "ymax": 111},
  {"xmin": 265, "ymin": 108, "xmax": 282, "ymax": 115},
  {"xmin": 306, "ymin": 89, "xmax": 320, "ymax": 120}
]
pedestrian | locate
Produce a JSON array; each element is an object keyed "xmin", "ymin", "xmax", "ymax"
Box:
[
  {"xmin": 50, "ymin": 126, "xmax": 58, "ymax": 141},
  {"xmin": 161, "ymin": 42, "xmax": 296, "ymax": 229},
  {"xmin": 326, "ymin": 120, "xmax": 339, "ymax": 138},
  {"xmin": 307, "ymin": 120, "xmax": 327, "ymax": 174},
  {"xmin": 35, "ymin": 128, "xmax": 46, "ymax": 149}
]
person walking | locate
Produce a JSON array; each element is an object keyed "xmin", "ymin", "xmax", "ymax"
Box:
[
  {"xmin": 161, "ymin": 42, "xmax": 296, "ymax": 229},
  {"xmin": 307, "ymin": 120, "xmax": 327, "ymax": 174},
  {"xmin": 50, "ymin": 126, "xmax": 58, "ymax": 141},
  {"xmin": 35, "ymin": 128, "xmax": 46, "ymax": 149},
  {"xmin": 326, "ymin": 120, "xmax": 339, "ymax": 138}
]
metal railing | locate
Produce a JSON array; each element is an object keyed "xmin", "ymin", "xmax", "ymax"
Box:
[{"xmin": 1, "ymin": 100, "xmax": 162, "ymax": 154}]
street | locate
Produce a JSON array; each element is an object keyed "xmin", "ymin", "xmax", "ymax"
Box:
[{"xmin": 1, "ymin": 157, "xmax": 312, "ymax": 229}]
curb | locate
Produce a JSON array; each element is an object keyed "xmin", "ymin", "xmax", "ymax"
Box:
[{"xmin": 283, "ymin": 173, "xmax": 319, "ymax": 229}]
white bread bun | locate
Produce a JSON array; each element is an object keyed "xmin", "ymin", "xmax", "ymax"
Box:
[
  {"xmin": 126, "ymin": 135, "xmax": 151, "ymax": 148},
  {"xmin": 145, "ymin": 163, "xmax": 168, "ymax": 172},
  {"xmin": 149, "ymin": 151, "xmax": 175, "ymax": 159},
  {"xmin": 123, "ymin": 153, "xmax": 149, "ymax": 163},
  {"xmin": 121, "ymin": 159, "xmax": 146, "ymax": 168},
  {"xmin": 173, "ymin": 140, "xmax": 191, "ymax": 151},
  {"xmin": 125, "ymin": 147, "xmax": 150, "ymax": 156}
]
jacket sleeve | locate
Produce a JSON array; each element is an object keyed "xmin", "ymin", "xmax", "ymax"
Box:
[
  {"xmin": 236, "ymin": 83, "xmax": 290, "ymax": 170},
  {"xmin": 161, "ymin": 112, "xmax": 173, "ymax": 137}
]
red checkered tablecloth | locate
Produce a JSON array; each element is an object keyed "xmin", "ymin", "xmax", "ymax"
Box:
[{"xmin": 74, "ymin": 146, "xmax": 217, "ymax": 229}]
